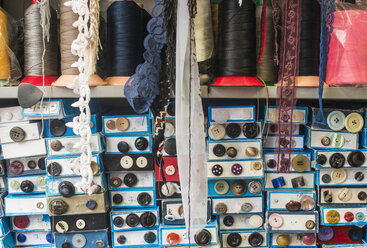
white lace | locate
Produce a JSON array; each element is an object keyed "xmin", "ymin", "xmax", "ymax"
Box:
[{"xmin": 35, "ymin": 0, "xmax": 51, "ymax": 42}]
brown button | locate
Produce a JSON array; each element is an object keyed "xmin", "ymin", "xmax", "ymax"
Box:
[
  {"xmin": 51, "ymin": 140, "xmax": 62, "ymax": 151},
  {"xmin": 226, "ymin": 147, "xmax": 237, "ymax": 158},
  {"xmin": 106, "ymin": 120, "xmax": 116, "ymax": 130},
  {"xmin": 292, "ymin": 155, "xmax": 309, "ymax": 172},
  {"xmin": 285, "ymin": 200, "xmax": 301, "ymax": 211},
  {"xmin": 305, "ymin": 220, "xmax": 315, "ymax": 229},
  {"xmin": 230, "ymin": 180, "xmax": 246, "ymax": 196},
  {"xmin": 116, "ymin": 117, "xmax": 130, "ymax": 131},
  {"xmin": 321, "ymin": 136, "xmax": 331, "ymax": 146},
  {"xmin": 110, "ymin": 177, "xmax": 122, "ymax": 188},
  {"xmin": 90, "ymin": 161, "xmax": 99, "ymax": 175},
  {"xmin": 251, "ymin": 161, "xmax": 262, "ymax": 170},
  {"xmin": 27, "ymin": 160, "xmax": 37, "ymax": 169},
  {"xmin": 9, "ymin": 127, "xmax": 26, "ymax": 142},
  {"xmin": 214, "ymin": 203, "xmax": 227, "ymax": 215},
  {"xmin": 178, "ymin": 205, "xmax": 184, "ymax": 217}
]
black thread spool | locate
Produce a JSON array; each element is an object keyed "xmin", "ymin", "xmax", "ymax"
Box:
[{"xmin": 106, "ymin": 1, "xmax": 150, "ymax": 85}]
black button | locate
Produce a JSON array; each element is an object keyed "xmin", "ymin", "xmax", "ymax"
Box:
[
  {"xmin": 123, "ymin": 173, "xmax": 138, "ymax": 187},
  {"xmin": 37, "ymin": 157, "xmax": 46, "ymax": 170},
  {"xmin": 113, "ymin": 216, "xmax": 124, "ymax": 227},
  {"xmin": 61, "ymin": 242, "xmax": 72, "ymax": 248},
  {"xmin": 48, "ymin": 162, "xmax": 62, "ymax": 176},
  {"xmin": 358, "ymin": 191, "xmax": 367, "ymax": 201},
  {"xmin": 213, "ymin": 144, "xmax": 226, "ymax": 157},
  {"xmin": 212, "ymin": 164, "xmax": 223, "ymax": 176},
  {"xmin": 164, "ymin": 138, "xmax": 177, "ymax": 155},
  {"xmin": 316, "ymin": 154, "xmax": 327, "ymax": 165},
  {"xmin": 167, "ymin": 102, "xmax": 175, "ymax": 116},
  {"xmin": 226, "ymin": 233, "xmax": 242, "ymax": 247},
  {"xmin": 113, "ymin": 194, "xmax": 123, "ymax": 204},
  {"xmin": 137, "ymin": 192, "xmax": 152, "ymax": 206},
  {"xmin": 58, "ymin": 181, "xmax": 75, "ymax": 197},
  {"xmin": 86, "ymin": 200, "xmax": 97, "ymax": 210},
  {"xmin": 226, "ymin": 123, "xmax": 241, "ymax": 138},
  {"xmin": 323, "ymin": 190, "xmax": 333, "ymax": 203},
  {"xmin": 117, "ymin": 141, "xmax": 130, "ymax": 153},
  {"xmin": 243, "ymin": 122, "xmax": 259, "ymax": 139},
  {"xmin": 49, "ymin": 199, "xmax": 68, "ymax": 215},
  {"xmin": 223, "ymin": 216, "xmax": 234, "ymax": 227},
  {"xmin": 126, "ymin": 213, "xmax": 140, "ymax": 227},
  {"xmin": 50, "ymin": 119, "xmax": 67, "ymax": 137},
  {"xmin": 144, "ymin": 231, "xmax": 156, "ymax": 244},
  {"xmin": 27, "ymin": 160, "xmax": 37, "ymax": 169},
  {"xmin": 267, "ymin": 159, "xmax": 277, "ymax": 169},
  {"xmin": 348, "ymin": 226, "xmax": 363, "ymax": 241},
  {"xmin": 329, "ymin": 153, "xmax": 345, "ymax": 168},
  {"xmin": 140, "ymin": 212, "xmax": 157, "ymax": 228},
  {"xmin": 248, "ymin": 232, "xmax": 264, "ymax": 247},
  {"xmin": 348, "ymin": 151, "xmax": 365, "ymax": 167},
  {"xmin": 117, "ymin": 235, "xmax": 126, "ymax": 244},
  {"xmin": 355, "ymin": 172, "xmax": 364, "ymax": 181},
  {"xmin": 194, "ymin": 229, "xmax": 212, "ymax": 245},
  {"xmin": 322, "ymin": 174, "xmax": 332, "ymax": 184},
  {"xmin": 135, "ymin": 137, "xmax": 149, "ymax": 151},
  {"xmin": 20, "ymin": 180, "xmax": 34, "ymax": 193}
]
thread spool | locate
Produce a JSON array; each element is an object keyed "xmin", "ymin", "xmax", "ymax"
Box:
[
  {"xmin": 53, "ymin": 0, "xmax": 105, "ymax": 87},
  {"xmin": 105, "ymin": 1, "xmax": 150, "ymax": 86},
  {"xmin": 0, "ymin": 9, "xmax": 10, "ymax": 81}
]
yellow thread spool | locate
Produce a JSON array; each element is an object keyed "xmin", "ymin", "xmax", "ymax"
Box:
[{"xmin": 0, "ymin": 10, "xmax": 10, "ymax": 80}]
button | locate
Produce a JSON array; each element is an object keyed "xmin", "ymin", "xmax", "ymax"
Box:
[
  {"xmin": 36, "ymin": 176, "xmax": 46, "ymax": 189},
  {"xmin": 96, "ymin": 240, "xmax": 105, "ymax": 247},
  {"xmin": 58, "ymin": 181, "xmax": 75, "ymax": 197},
  {"xmin": 9, "ymin": 127, "xmax": 25, "ymax": 142},
  {"xmin": 316, "ymin": 154, "xmax": 327, "ymax": 165},
  {"xmin": 120, "ymin": 156, "xmax": 134, "ymax": 169},
  {"xmin": 211, "ymin": 164, "xmax": 223, "ymax": 176},
  {"xmin": 241, "ymin": 202, "xmax": 253, "ymax": 212},
  {"xmin": 116, "ymin": 117, "xmax": 129, "ymax": 131},
  {"xmin": 164, "ymin": 138, "xmax": 176, "ymax": 155},
  {"xmin": 135, "ymin": 137, "xmax": 149, "ymax": 151},
  {"xmin": 106, "ymin": 120, "xmax": 115, "ymax": 130},
  {"xmin": 9, "ymin": 161, "xmax": 24, "ymax": 175},
  {"xmin": 330, "ymin": 133, "xmax": 345, "ymax": 148},
  {"xmin": 245, "ymin": 147, "xmax": 259, "ymax": 157},
  {"xmin": 213, "ymin": 144, "xmax": 226, "ymax": 157},
  {"xmin": 348, "ymin": 226, "xmax": 363, "ymax": 241},
  {"xmin": 358, "ymin": 191, "xmax": 367, "ymax": 201},
  {"xmin": 164, "ymin": 122, "xmax": 175, "ymax": 137},
  {"xmin": 117, "ymin": 235, "xmax": 126, "ymax": 244},
  {"xmin": 36, "ymin": 202, "xmax": 44, "ymax": 209},
  {"xmin": 110, "ymin": 177, "xmax": 122, "ymax": 188},
  {"xmin": 269, "ymin": 213, "xmax": 283, "ymax": 228},
  {"xmin": 13, "ymin": 216, "xmax": 29, "ymax": 229},
  {"xmin": 226, "ymin": 123, "xmax": 241, "ymax": 138},
  {"xmin": 226, "ymin": 233, "xmax": 241, "ymax": 247},
  {"xmin": 231, "ymin": 163, "xmax": 242, "ymax": 175},
  {"xmin": 305, "ymin": 220, "xmax": 315, "ymax": 229},
  {"xmin": 38, "ymin": 157, "xmax": 46, "ymax": 170},
  {"xmin": 126, "ymin": 213, "xmax": 140, "ymax": 227},
  {"xmin": 113, "ymin": 216, "xmax": 124, "ymax": 227},
  {"xmin": 231, "ymin": 180, "xmax": 246, "ymax": 196},
  {"xmin": 65, "ymin": 143, "xmax": 75, "ymax": 153},
  {"xmin": 46, "ymin": 232, "xmax": 54, "ymax": 244},
  {"xmin": 248, "ymin": 180, "xmax": 262, "ymax": 195},
  {"xmin": 355, "ymin": 171, "xmax": 365, "ymax": 181},
  {"xmin": 226, "ymin": 147, "xmax": 237, "ymax": 158},
  {"xmin": 17, "ymin": 233, "xmax": 27, "ymax": 243},
  {"xmin": 167, "ymin": 102, "xmax": 175, "ymax": 116},
  {"xmin": 10, "ymin": 180, "xmax": 20, "ymax": 190},
  {"xmin": 344, "ymin": 212, "xmax": 354, "ymax": 222},
  {"xmin": 137, "ymin": 192, "xmax": 152, "ymax": 206},
  {"xmin": 194, "ymin": 229, "xmax": 211, "ymax": 245},
  {"xmin": 61, "ymin": 242, "xmax": 72, "ymax": 248},
  {"xmin": 322, "ymin": 174, "xmax": 332, "ymax": 183},
  {"xmin": 330, "ymin": 153, "xmax": 345, "ymax": 168},
  {"xmin": 267, "ymin": 159, "xmax": 277, "ymax": 169},
  {"xmin": 223, "ymin": 216, "xmax": 234, "ymax": 226},
  {"xmin": 113, "ymin": 193, "xmax": 123, "ymax": 204},
  {"xmin": 27, "ymin": 160, "xmax": 37, "ymax": 169},
  {"xmin": 178, "ymin": 205, "xmax": 184, "ymax": 216},
  {"xmin": 90, "ymin": 161, "xmax": 99, "ymax": 175},
  {"xmin": 348, "ymin": 150, "xmax": 365, "ymax": 167},
  {"xmin": 302, "ymin": 233, "xmax": 316, "ymax": 245},
  {"xmin": 292, "ymin": 155, "xmax": 309, "ymax": 172},
  {"xmin": 20, "ymin": 180, "xmax": 34, "ymax": 193},
  {"xmin": 331, "ymin": 169, "xmax": 347, "ymax": 184},
  {"xmin": 318, "ymin": 226, "xmax": 334, "ymax": 241},
  {"xmin": 337, "ymin": 188, "xmax": 352, "ymax": 202},
  {"xmin": 124, "ymin": 173, "xmax": 138, "ymax": 187},
  {"xmin": 49, "ymin": 199, "xmax": 68, "ymax": 215},
  {"xmin": 248, "ymin": 232, "xmax": 264, "ymax": 247},
  {"xmin": 71, "ymin": 234, "xmax": 87, "ymax": 248},
  {"xmin": 243, "ymin": 122, "xmax": 259, "ymax": 138},
  {"xmin": 165, "ymin": 165, "xmax": 176, "ymax": 176},
  {"xmin": 140, "ymin": 211, "xmax": 157, "ymax": 228},
  {"xmin": 136, "ymin": 156, "xmax": 148, "ymax": 168},
  {"xmin": 286, "ymin": 200, "xmax": 301, "ymax": 211},
  {"xmin": 161, "ymin": 182, "xmax": 177, "ymax": 197},
  {"xmin": 345, "ymin": 112, "xmax": 364, "ymax": 133},
  {"xmin": 144, "ymin": 231, "xmax": 156, "ymax": 244},
  {"xmin": 50, "ymin": 119, "xmax": 66, "ymax": 137},
  {"xmin": 208, "ymin": 124, "xmax": 226, "ymax": 140},
  {"xmin": 55, "ymin": 221, "xmax": 69, "ymax": 233},
  {"xmin": 251, "ymin": 161, "xmax": 262, "ymax": 170},
  {"xmin": 300, "ymin": 195, "xmax": 315, "ymax": 210},
  {"xmin": 214, "ymin": 180, "xmax": 229, "ymax": 195},
  {"xmin": 48, "ymin": 162, "xmax": 62, "ymax": 176},
  {"xmin": 321, "ymin": 136, "xmax": 331, "ymax": 146},
  {"xmin": 327, "ymin": 110, "xmax": 346, "ymax": 131},
  {"xmin": 271, "ymin": 176, "xmax": 285, "ymax": 189},
  {"xmin": 276, "ymin": 234, "xmax": 290, "ymax": 247},
  {"xmin": 326, "ymin": 210, "xmax": 340, "ymax": 224},
  {"xmin": 50, "ymin": 140, "xmax": 62, "ymax": 151},
  {"xmin": 167, "ymin": 232, "xmax": 181, "ymax": 245},
  {"xmin": 323, "ymin": 190, "xmax": 333, "ymax": 203},
  {"xmin": 355, "ymin": 212, "xmax": 365, "ymax": 221},
  {"xmin": 117, "ymin": 141, "xmax": 130, "ymax": 153},
  {"xmin": 214, "ymin": 202, "xmax": 227, "ymax": 215},
  {"xmin": 86, "ymin": 200, "xmax": 97, "ymax": 210},
  {"xmin": 247, "ymin": 215, "xmax": 263, "ymax": 228},
  {"xmin": 76, "ymin": 219, "xmax": 86, "ymax": 229}
]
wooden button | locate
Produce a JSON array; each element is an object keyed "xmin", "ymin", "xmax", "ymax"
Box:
[
  {"xmin": 90, "ymin": 161, "xmax": 99, "ymax": 175},
  {"xmin": 331, "ymin": 169, "xmax": 347, "ymax": 184},
  {"xmin": 116, "ymin": 117, "xmax": 129, "ymax": 131}
]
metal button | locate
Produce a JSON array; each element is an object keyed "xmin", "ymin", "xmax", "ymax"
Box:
[
  {"xmin": 144, "ymin": 231, "xmax": 157, "ymax": 244},
  {"xmin": 276, "ymin": 234, "xmax": 290, "ymax": 247},
  {"xmin": 348, "ymin": 226, "xmax": 363, "ymax": 241},
  {"xmin": 292, "ymin": 155, "xmax": 309, "ymax": 172},
  {"xmin": 305, "ymin": 220, "xmax": 315, "ymax": 229},
  {"xmin": 167, "ymin": 232, "xmax": 181, "ymax": 245},
  {"xmin": 58, "ymin": 181, "xmax": 75, "ymax": 197},
  {"xmin": 355, "ymin": 212, "xmax": 365, "ymax": 222},
  {"xmin": 214, "ymin": 180, "xmax": 229, "ymax": 195},
  {"xmin": 9, "ymin": 160, "xmax": 24, "ymax": 175},
  {"xmin": 27, "ymin": 160, "xmax": 37, "ymax": 169},
  {"xmin": 326, "ymin": 210, "xmax": 340, "ymax": 224},
  {"xmin": 323, "ymin": 190, "xmax": 333, "ymax": 203},
  {"xmin": 247, "ymin": 215, "xmax": 263, "ymax": 228},
  {"xmin": 126, "ymin": 213, "xmax": 140, "ymax": 227},
  {"xmin": 213, "ymin": 144, "xmax": 226, "ymax": 157},
  {"xmin": 164, "ymin": 122, "xmax": 175, "ymax": 137},
  {"xmin": 330, "ymin": 153, "xmax": 345, "ymax": 168},
  {"xmin": 48, "ymin": 162, "xmax": 62, "ymax": 176},
  {"xmin": 49, "ymin": 199, "xmax": 68, "ymax": 215},
  {"xmin": 194, "ymin": 229, "xmax": 211, "ymax": 246},
  {"xmin": 245, "ymin": 147, "xmax": 259, "ymax": 157},
  {"xmin": 269, "ymin": 213, "xmax": 283, "ymax": 228},
  {"xmin": 358, "ymin": 191, "xmax": 367, "ymax": 201},
  {"xmin": 123, "ymin": 173, "xmax": 138, "ymax": 187},
  {"xmin": 55, "ymin": 221, "xmax": 69, "ymax": 233},
  {"xmin": 248, "ymin": 232, "xmax": 264, "ymax": 247},
  {"xmin": 136, "ymin": 156, "xmax": 148, "ymax": 168},
  {"xmin": 251, "ymin": 161, "xmax": 262, "ymax": 171},
  {"xmin": 106, "ymin": 120, "xmax": 116, "ymax": 130},
  {"xmin": 76, "ymin": 219, "xmax": 86, "ymax": 229},
  {"xmin": 36, "ymin": 202, "xmax": 44, "ymax": 209},
  {"xmin": 116, "ymin": 117, "xmax": 130, "ymax": 131},
  {"xmin": 117, "ymin": 141, "xmax": 130, "ymax": 153},
  {"xmin": 327, "ymin": 110, "xmax": 346, "ymax": 131},
  {"xmin": 214, "ymin": 202, "xmax": 227, "ymax": 215},
  {"xmin": 337, "ymin": 188, "xmax": 352, "ymax": 202},
  {"xmin": 316, "ymin": 154, "xmax": 327, "ymax": 165},
  {"xmin": 345, "ymin": 112, "xmax": 364, "ymax": 133},
  {"xmin": 113, "ymin": 193, "xmax": 123, "ymax": 204},
  {"xmin": 50, "ymin": 140, "xmax": 62, "ymax": 151},
  {"xmin": 110, "ymin": 177, "xmax": 122, "ymax": 188},
  {"xmin": 9, "ymin": 127, "xmax": 25, "ymax": 142},
  {"xmin": 10, "ymin": 180, "xmax": 20, "ymax": 190},
  {"xmin": 321, "ymin": 174, "xmax": 332, "ymax": 184},
  {"xmin": 286, "ymin": 200, "xmax": 301, "ymax": 211},
  {"xmin": 113, "ymin": 216, "xmax": 124, "ymax": 227},
  {"xmin": 137, "ymin": 192, "xmax": 152, "ymax": 206},
  {"xmin": 321, "ymin": 136, "xmax": 331, "ymax": 146},
  {"xmin": 96, "ymin": 240, "xmax": 105, "ymax": 247},
  {"xmin": 226, "ymin": 147, "xmax": 237, "ymax": 158},
  {"xmin": 120, "ymin": 156, "xmax": 134, "ymax": 169},
  {"xmin": 291, "ymin": 176, "xmax": 305, "ymax": 188},
  {"xmin": 318, "ymin": 226, "xmax": 334, "ymax": 242},
  {"xmin": 50, "ymin": 119, "xmax": 66, "ymax": 137},
  {"xmin": 38, "ymin": 157, "xmax": 46, "ymax": 170},
  {"xmin": 241, "ymin": 202, "xmax": 253, "ymax": 212},
  {"xmin": 231, "ymin": 163, "xmax": 242, "ymax": 175},
  {"xmin": 20, "ymin": 180, "xmax": 34, "ymax": 193},
  {"xmin": 248, "ymin": 180, "xmax": 262, "ymax": 195},
  {"xmin": 86, "ymin": 200, "xmax": 97, "ymax": 210},
  {"xmin": 13, "ymin": 216, "xmax": 29, "ymax": 229},
  {"xmin": 355, "ymin": 171, "xmax": 365, "ymax": 181},
  {"xmin": 71, "ymin": 234, "xmax": 87, "ymax": 248},
  {"xmin": 226, "ymin": 233, "xmax": 241, "ymax": 247},
  {"xmin": 165, "ymin": 165, "xmax": 176, "ymax": 176},
  {"xmin": 344, "ymin": 212, "xmax": 354, "ymax": 222},
  {"xmin": 330, "ymin": 133, "xmax": 345, "ymax": 148},
  {"xmin": 117, "ymin": 235, "xmax": 127, "ymax": 244},
  {"xmin": 231, "ymin": 180, "xmax": 246, "ymax": 196},
  {"xmin": 208, "ymin": 124, "xmax": 226, "ymax": 140},
  {"xmin": 61, "ymin": 242, "xmax": 72, "ymax": 248},
  {"xmin": 211, "ymin": 164, "xmax": 223, "ymax": 176},
  {"xmin": 226, "ymin": 123, "xmax": 241, "ymax": 138},
  {"xmin": 347, "ymin": 150, "xmax": 365, "ymax": 167},
  {"xmin": 223, "ymin": 215, "xmax": 234, "ymax": 227},
  {"xmin": 243, "ymin": 122, "xmax": 259, "ymax": 138},
  {"xmin": 161, "ymin": 182, "xmax": 176, "ymax": 197},
  {"xmin": 135, "ymin": 137, "xmax": 149, "ymax": 151},
  {"xmin": 140, "ymin": 211, "xmax": 157, "ymax": 228},
  {"xmin": 164, "ymin": 138, "xmax": 177, "ymax": 155},
  {"xmin": 267, "ymin": 159, "xmax": 277, "ymax": 169},
  {"xmin": 331, "ymin": 169, "xmax": 347, "ymax": 184}
]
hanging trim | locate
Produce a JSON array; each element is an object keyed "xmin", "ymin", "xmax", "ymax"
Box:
[{"xmin": 257, "ymin": 0, "xmax": 267, "ymax": 63}]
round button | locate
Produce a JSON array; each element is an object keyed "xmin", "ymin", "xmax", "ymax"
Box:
[
  {"xmin": 124, "ymin": 173, "xmax": 138, "ymax": 187},
  {"xmin": 49, "ymin": 199, "xmax": 68, "ymax": 215},
  {"xmin": 316, "ymin": 154, "xmax": 327, "ymax": 165},
  {"xmin": 355, "ymin": 171, "xmax": 365, "ymax": 181},
  {"xmin": 161, "ymin": 182, "xmax": 176, "ymax": 197},
  {"xmin": 305, "ymin": 220, "xmax": 315, "ymax": 229},
  {"xmin": 231, "ymin": 163, "xmax": 242, "ymax": 175},
  {"xmin": 355, "ymin": 212, "xmax": 365, "ymax": 222},
  {"xmin": 337, "ymin": 188, "xmax": 352, "ymax": 202},
  {"xmin": 331, "ymin": 169, "xmax": 347, "ymax": 184},
  {"xmin": 194, "ymin": 229, "xmax": 211, "ymax": 245},
  {"xmin": 330, "ymin": 133, "xmax": 345, "ymax": 148},
  {"xmin": 344, "ymin": 212, "xmax": 354, "ymax": 222},
  {"xmin": 245, "ymin": 147, "xmax": 259, "ymax": 157},
  {"xmin": 211, "ymin": 164, "xmax": 223, "ymax": 176},
  {"xmin": 300, "ymin": 195, "xmax": 315, "ymax": 210},
  {"xmin": 48, "ymin": 162, "xmax": 62, "ymax": 176},
  {"xmin": 140, "ymin": 211, "xmax": 157, "ymax": 228},
  {"xmin": 9, "ymin": 161, "xmax": 24, "ymax": 175},
  {"xmin": 318, "ymin": 226, "xmax": 334, "ymax": 241},
  {"xmin": 348, "ymin": 226, "xmax": 363, "ymax": 241},
  {"xmin": 208, "ymin": 124, "xmax": 226, "ymax": 140},
  {"xmin": 113, "ymin": 193, "xmax": 123, "ymax": 204},
  {"xmin": 213, "ymin": 144, "xmax": 226, "ymax": 157},
  {"xmin": 72, "ymin": 234, "xmax": 87, "ymax": 248},
  {"xmin": 276, "ymin": 234, "xmax": 290, "ymax": 247},
  {"xmin": 9, "ymin": 127, "xmax": 25, "ymax": 142},
  {"xmin": 164, "ymin": 122, "xmax": 175, "ymax": 137},
  {"xmin": 327, "ymin": 111, "xmax": 346, "ymax": 131},
  {"xmin": 135, "ymin": 137, "xmax": 149, "ymax": 151},
  {"xmin": 322, "ymin": 174, "xmax": 332, "ymax": 184},
  {"xmin": 167, "ymin": 232, "xmax": 180, "ymax": 245},
  {"xmin": 90, "ymin": 161, "xmax": 99, "ymax": 175},
  {"xmin": 321, "ymin": 136, "xmax": 331, "ymax": 146},
  {"xmin": 76, "ymin": 219, "xmax": 86, "ymax": 229},
  {"xmin": 165, "ymin": 165, "xmax": 176, "ymax": 176},
  {"xmin": 109, "ymin": 176, "xmax": 122, "ymax": 187},
  {"xmin": 248, "ymin": 232, "xmax": 264, "ymax": 247},
  {"xmin": 292, "ymin": 155, "xmax": 309, "ymax": 172},
  {"xmin": 167, "ymin": 102, "xmax": 175, "ymax": 116},
  {"xmin": 241, "ymin": 202, "xmax": 253, "ymax": 212},
  {"xmin": 330, "ymin": 153, "xmax": 345, "ymax": 168},
  {"xmin": 116, "ymin": 117, "xmax": 130, "ymax": 131},
  {"xmin": 106, "ymin": 120, "xmax": 116, "ymax": 130},
  {"xmin": 267, "ymin": 159, "xmax": 277, "ymax": 169},
  {"xmin": 248, "ymin": 180, "xmax": 262, "ymax": 195},
  {"xmin": 348, "ymin": 151, "xmax": 365, "ymax": 167},
  {"xmin": 226, "ymin": 147, "xmax": 237, "ymax": 158},
  {"xmin": 326, "ymin": 210, "xmax": 340, "ymax": 224},
  {"xmin": 286, "ymin": 200, "xmax": 301, "ymax": 211},
  {"xmin": 17, "ymin": 233, "xmax": 27, "ymax": 243},
  {"xmin": 136, "ymin": 156, "xmax": 148, "ymax": 168},
  {"xmin": 27, "ymin": 160, "xmax": 37, "ymax": 169},
  {"xmin": 269, "ymin": 213, "xmax": 283, "ymax": 228},
  {"xmin": 164, "ymin": 138, "xmax": 176, "ymax": 155},
  {"xmin": 231, "ymin": 180, "xmax": 246, "ymax": 196},
  {"xmin": 178, "ymin": 205, "xmax": 184, "ymax": 217},
  {"xmin": 20, "ymin": 180, "xmax": 34, "ymax": 193},
  {"xmin": 50, "ymin": 119, "xmax": 67, "ymax": 137},
  {"xmin": 113, "ymin": 216, "xmax": 124, "ymax": 227},
  {"xmin": 214, "ymin": 180, "xmax": 229, "ymax": 195},
  {"xmin": 358, "ymin": 191, "xmax": 367, "ymax": 201},
  {"xmin": 38, "ymin": 157, "xmax": 46, "ymax": 170},
  {"xmin": 58, "ymin": 181, "xmax": 75, "ymax": 197},
  {"xmin": 120, "ymin": 156, "xmax": 133, "ymax": 169},
  {"xmin": 61, "ymin": 242, "xmax": 72, "ymax": 248},
  {"xmin": 251, "ymin": 161, "xmax": 262, "ymax": 170},
  {"xmin": 46, "ymin": 232, "xmax": 54, "ymax": 243},
  {"xmin": 96, "ymin": 240, "xmax": 105, "ymax": 247},
  {"xmin": 51, "ymin": 140, "xmax": 62, "ymax": 151},
  {"xmin": 226, "ymin": 233, "xmax": 241, "ymax": 247},
  {"xmin": 247, "ymin": 215, "xmax": 263, "ymax": 228},
  {"xmin": 36, "ymin": 176, "xmax": 46, "ymax": 189},
  {"xmin": 126, "ymin": 213, "xmax": 140, "ymax": 227},
  {"xmin": 10, "ymin": 180, "xmax": 20, "ymax": 190},
  {"xmin": 302, "ymin": 233, "xmax": 316, "ymax": 245},
  {"xmin": 214, "ymin": 202, "xmax": 227, "ymax": 215},
  {"xmin": 345, "ymin": 113, "xmax": 364, "ymax": 133},
  {"xmin": 137, "ymin": 192, "xmax": 152, "ymax": 206},
  {"xmin": 144, "ymin": 231, "xmax": 157, "ymax": 244},
  {"xmin": 55, "ymin": 221, "xmax": 69, "ymax": 233},
  {"xmin": 13, "ymin": 216, "xmax": 29, "ymax": 229},
  {"xmin": 226, "ymin": 123, "xmax": 241, "ymax": 138},
  {"xmin": 223, "ymin": 216, "xmax": 234, "ymax": 227},
  {"xmin": 243, "ymin": 122, "xmax": 259, "ymax": 139},
  {"xmin": 86, "ymin": 200, "xmax": 97, "ymax": 210},
  {"xmin": 117, "ymin": 141, "xmax": 130, "ymax": 153},
  {"xmin": 117, "ymin": 235, "xmax": 126, "ymax": 244}
]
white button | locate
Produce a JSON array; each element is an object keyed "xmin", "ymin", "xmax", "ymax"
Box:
[
  {"xmin": 4, "ymin": 112, "xmax": 12, "ymax": 121},
  {"xmin": 15, "ymin": 111, "xmax": 23, "ymax": 120},
  {"xmin": 72, "ymin": 234, "xmax": 87, "ymax": 248},
  {"xmin": 136, "ymin": 156, "xmax": 148, "ymax": 168},
  {"xmin": 164, "ymin": 122, "xmax": 175, "ymax": 137},
  {"xmin": 49, "ymin": 103, "xmax": 58, "ymax": 112},
  {"xmin": 247, "ymin": 214, "xmax": 263, "ymax": 228},
  {"xmin": 55, "ymin": 221, "xmax": 69, "ymax": 233},
  {"xmin": 120, "ymin": 156, "xmax": 133, "ymax": 169},
  {"xmin": 76, "ymin": 219, "xmax": 86, "ymax": 229},
  {"xmin": 208, "ymin": 124, "xmax": 226, "ymax": 140},
  {"xmin": 165, "ymin": 165, "xmax": 176, "ymax": 176},
  {"xmin": 161, "ymin": 182, "xmax": 176, "ymax": 197}
]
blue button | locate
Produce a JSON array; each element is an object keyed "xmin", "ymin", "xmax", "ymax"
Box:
[
  {"xmin": 355, "ymin": 212, "xmax": 365, "ymax": 222},
  {"xmin": 17, "ymin": 233, "xmax": 27, "ymax": 243},
  {"xmin": 46, "ymin": 233, "xmax": 54, "ymax": 244},
  {"xmin": 271, "ymin": 176, "xmax": 285, "ymax": 189}
]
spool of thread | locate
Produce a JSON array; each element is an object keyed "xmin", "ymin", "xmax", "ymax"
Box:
[
  {"xmin": 105, "ymin": 1, "xmax": 150, "ymax": 86},
  {"xmin": 53, "ymin": 0, "xmax": 105, "ymax": 86},
  {"xmin": 0, "ymin": 9, "xmax": 10, "ymax": 81},
  {"xmin": 21, "ymin": 2, "xmax": 59, "ymax": 86},
  {"xmin": 211, "ymin": 4, "xmax": 219, "ymax": 51}
]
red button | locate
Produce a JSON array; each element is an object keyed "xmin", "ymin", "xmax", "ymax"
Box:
[
  {"xmin": 167, "ymin": 232, "xmax": 180, "ymax": 245},
  {"xmin": 13, "ymin": 216, "xmax": 30, "ymax": 229},
  {"xmin": 344, "ymin": 212, "xmax": 354, "ymax": 222}
]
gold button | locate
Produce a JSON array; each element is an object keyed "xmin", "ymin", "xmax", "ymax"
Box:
[
  {"xmin": 276, "ymin": 234, "xmax": 291, "ymax": 247},
  {"xmin": 116, "ymin": 117, "xmax": 130, "ymax": 131},
  {"xmin": 305, "ymin": 220, "xmax": 315, "ymax": 229},
  {"xmin": 331, "ymin": 169, "xmax": 347, "ymax": 184},
  {"xmin": 245, "ymin": 147, "xmax": 259, "ymax": 157},
  {"xmin": 106, "ymin": 120, "xmax": 116, "ymax": 130},
  {"xmin": 251, "ymin": 161, "xmax": 262, "ymax": 170},
  {"xmin": 326, "ymin": 210, "xmax": 340, "ymax": 224},
  {"xmin": 292, "ymin": 155, "xmax": 309, "ymax": 172}
]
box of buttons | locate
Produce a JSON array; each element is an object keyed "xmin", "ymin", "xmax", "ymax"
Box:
[
  {"xmin": 7, "ymin": 156, "xmax": 46, "ymax": 177},
  {"xmin": 109, "ymin": 171, "xmax": 155, "ymax": 190},
  {"xmin": 271, "ymin": 233, "xmax": 317, "ymax": 247},
  {"xmin": 319, "ymin": 187, "xmax": 367, "ymax": 205},
  {"xmin": 110, "ymin": 189, "xmax": 156, "ymax": 208},
  {"xmin": 263, "ymin": 135, "xmax": 305, "ymax": 150},
  {"xmin": 306, "ymin": 128, "xmax": 358, "ymax": 150},
  {"xmin": 156, "ymin": 181, "xmax": 181, "ymax": 199},
  {"xmin": 0, "ymin": 106, "xmax": 32, "ymax": 124},
  {"xmin": 102, "ymin": 114, "xmax": 151, "ymax": 136},
  {"xmin": 105, "ymin": 135, "xmax": 152, "ymax": 154},
  {"xmin": 321, "ymin": 245, "xmax": 367, "ymax": 248},
  {"xmin": 264, "ymin": 151, "xmax": 312, "ymax": 172},
  {"xmin": 8, "ymin": 175, "xmax": 47, "ymax": 194},
  {"xmin": 207, "ymin": 140, "xmax": 262, "ymax": 161},
  {"xmin": 219, "ymin": 213, "xmax": 264, "ymax": 231},
  {"xmin": 208, "ymin": 106, "xmax": 255, "ymax": 123},
  {"xmin": 0, "ymin": 231, "xmax": 15, "ymax": 247},
  {"xmin": 11, "ymin": 215, "xmax": 50, "ymax": 232},
  {"xmin": 55, "ymin": 229, "xmax": 109, "ymax": 248},
  {"xmin": 267, "ymin": 211, "xmax": 318, "ymax": 233},
  {"xmin": 51, "ymin": 213, "xmax": 109, "ymax": 233},
  {"xmin": 0, "ymin": 217, "xmax": 10, "ymax": 236},
  {"xmin": 155, "ymin": 156, "xmax": 179, "ymax": 182},
  {"xmin": 320, "ymin": 207, "xmax": 367, "ymax": 225},
  {"xmin": 2, "ymin": 138, "xmax": 47, "ymax": 159},
  {"xmin": 160, "ymin": 222, "xmax": 218, "ymax": 246},
  {"xmin": 267, "ymin": 191, "xmax": 316, "ymax": 211},
  {"xmin": 0, "ymin": 122, "xmax": 41, "ymax": 144},
  {"xmin": 265, "ymin": 172, "xmax": 315, "ymax": 190},
  {"xmin": 317, "ymin": 225, "xmax": 365, "ymax": 245},
  {"xmin": 207, "ymin": 160, "xmax": 264, "ymax": 180},
  {"xmin": 266, "ymin": 123, "xmax": 301, "ymax": 135},
  {"xmin": 15, "ymin": 231, "xmax": 54, "ymax": 246},
  {"xmin": 209, "ymin": 179, "xmax": 263, "ymax": 197},
  {"xmin": 264, "ymin": 106, "xmax": 308, "ymax": 124},
  {"xmin": 5, "ymin": 194, "xmax": 47, "ymax": 216},
  {"xmin": 212, "ymin": 196, "xmax": 264, "ymax": 215},
  {"xmin": 316, "ymin": 168, "xmax": 367, "ymax": 186},
  {"xmin": 220, "ymin": 230, "xmax": 269, "ymax": 248},
  {"xmin": 45, "ymin": 154, "xmax": 102, "ymax": 177},
  {"xmin": 112, "ymin": 228, "xmax": 159, "ymax": 247},
  {"xmin": 111, "ymin": 208, "xmax": 159, "ymax": 231},
  {"xmin": 22, "ymin": 100, "xmax": 62, "ymax": 118},
  {"xmin": 315, "ymin": 150, "xmax": 367, "ymax": 169},
  {"xmin": 208, "ymin": 121, "xmax": 262, "ymax": 141},
  {"xmin": 103, "ymin": 153, "xmax": 154, "ymax": 172}
]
